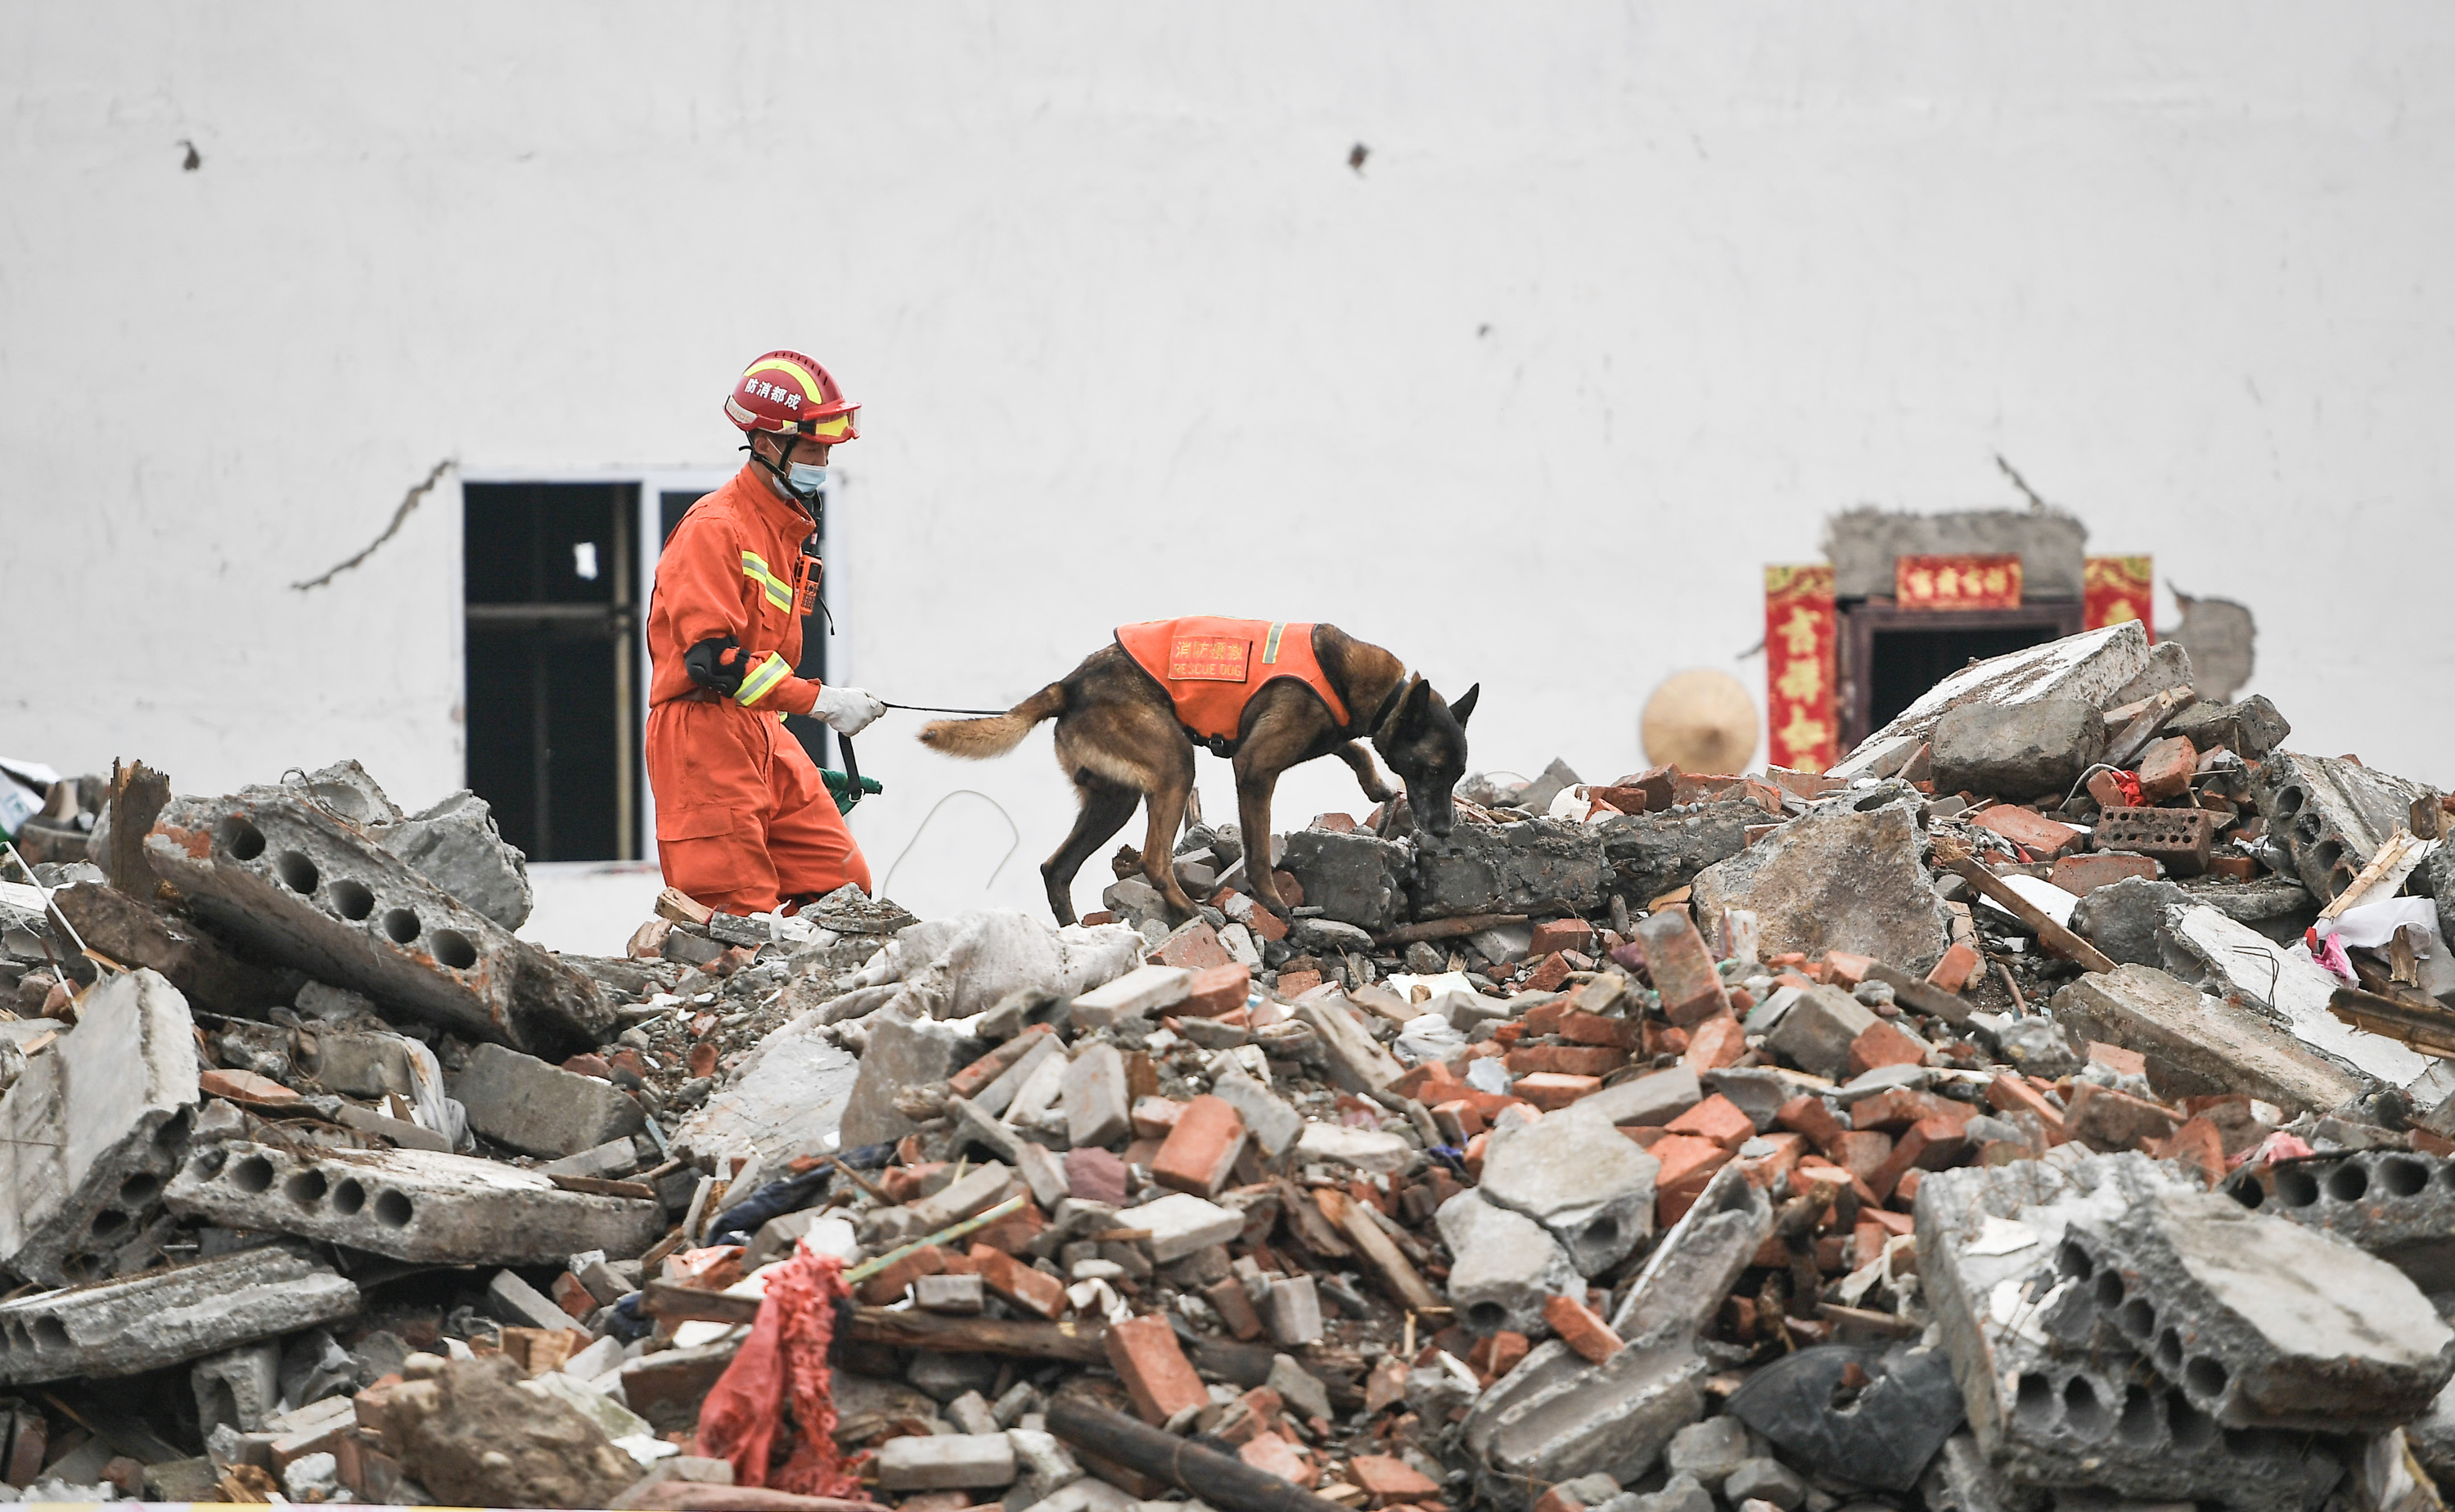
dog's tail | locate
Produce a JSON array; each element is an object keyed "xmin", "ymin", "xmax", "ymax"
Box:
[{"xmin": 918, "ymin": 684, "xmax": 1066, "ymax": 759}]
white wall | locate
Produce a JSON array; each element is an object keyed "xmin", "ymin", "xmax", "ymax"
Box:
[{"xmin": 5, "ymin": 4, "xmax": 2450, "ymax": 928}]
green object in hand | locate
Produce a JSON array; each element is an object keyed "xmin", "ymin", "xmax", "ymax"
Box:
[{"xmin": 822, "ymin": 767, "xmax": 881, "ymax": 814}]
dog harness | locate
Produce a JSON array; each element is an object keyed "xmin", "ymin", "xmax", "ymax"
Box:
[{"xmin": 1115, "ymin": 618, "xmax": 1354, "ymax": 755}]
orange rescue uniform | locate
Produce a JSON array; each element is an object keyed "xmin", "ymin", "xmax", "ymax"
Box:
[
  {"xmin": 645, "ymin": 462, "xmax": 870, "ymax": 914},
  {"xmin": 1114, "ymin": 618, "xmax": 1352, "ymax": 750}
]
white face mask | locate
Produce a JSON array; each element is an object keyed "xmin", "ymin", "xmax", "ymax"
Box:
[{"xmin": 787, "ymin": 462, "xmax": 828, "ymax": 495}]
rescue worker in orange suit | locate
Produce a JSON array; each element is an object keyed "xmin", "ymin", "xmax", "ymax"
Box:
[{"xmin": 644, "ymin": 350, "xmax": 886, "ymax": 916}]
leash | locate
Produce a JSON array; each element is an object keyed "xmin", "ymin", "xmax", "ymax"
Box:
[{"xmin": 881, "ymin": 700, "xmax": 1007, "ymax": 716}]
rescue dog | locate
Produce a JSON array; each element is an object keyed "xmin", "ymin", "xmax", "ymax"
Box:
[{"xmin": 918, "ymin": 623, "xmax": 1475, "ymax": 925}]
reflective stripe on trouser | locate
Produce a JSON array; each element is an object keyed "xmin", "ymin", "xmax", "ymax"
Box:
[{"xmin": 646, "ymin": 699, "xmax": 870, "ymax": 915}]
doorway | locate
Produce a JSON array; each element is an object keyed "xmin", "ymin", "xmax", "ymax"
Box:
[
  {"xmin": 463, "ymin": 483, "xmax": 641, "ymax": 861},
  {"xmin": 1836, "ymin": 601, "xmax": 2085, "ymax": 750}
]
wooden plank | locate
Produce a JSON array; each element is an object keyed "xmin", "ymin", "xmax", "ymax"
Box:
[{"xmin": 1315, "ymin": 1190, "xmax": 1439, "ymax": 1312}]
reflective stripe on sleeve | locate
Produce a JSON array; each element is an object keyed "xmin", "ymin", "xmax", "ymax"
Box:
[{"xmin": 734, "ymin": 651, "xmax": 793, "ymax": 707}]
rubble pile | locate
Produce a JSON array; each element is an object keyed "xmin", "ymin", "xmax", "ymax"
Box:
[{"xmin": 0, "ymin": 619, "xmax": 2452, "ymax": 1510}]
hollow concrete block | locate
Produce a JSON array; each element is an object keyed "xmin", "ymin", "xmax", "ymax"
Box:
[
  {"xmin": 0, "ymin": 966, "xmax": 199, "ymax": 1286},
  {"xmin": 146, "ymin": 790, "xmax": 610, "ymax": 1056},
  {"xmin": 2224, "ymin": 1147, "xmax": 2455, "ymax": 1293},
  {"xmin": 166, "ymin": 1140, "xmax": 664, "ymax": 1264},
  {"xmin": 0, "ymin": 1244, "xmax": 357, "ymax": 1386},
  {"xmin": 2057, "ymin": 1190, "xmax": 2454, "ymax": 1431}
]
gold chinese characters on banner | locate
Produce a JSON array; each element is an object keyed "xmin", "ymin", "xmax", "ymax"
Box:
[
  {"xmin": 2083, "ymin": 556, "xmax": 2154, "ymax": 637},
  {"xmin": 1894, "ymin": 553, "xmax": 2023, "ymax": 610},
  {"xmin": 1764, "ymin": 565, "xmax": 1837, "ymax": 772}
]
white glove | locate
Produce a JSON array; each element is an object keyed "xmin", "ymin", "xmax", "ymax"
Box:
[{"xmin": 813, "ymin": 685, "xmax": 886, "ymax": 736}]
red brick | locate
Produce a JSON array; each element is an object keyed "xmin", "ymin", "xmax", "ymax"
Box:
[
  {"xmin": 1971, "ymin": 805, "xmax": 2081, "ymax": 859},
  {"xmin": 1925, "ymin": 942, "xmax": 1982, "ymax": 993},
  {"xmin": 1520, "ymin": 1000, "xmax": 1569, "ymax": 1037},
  {"xmin": 1349, "ymin": 1453, "xmax": 1439, "ymax": 1504},
  {"xmin": 2048, "ymin": 853, "xmax": 2160, "ymax": 896},
  {"xmin": 1237, "ymin": 1430, "xmax": 1317, "ymax": 1487},
  {"xmin": 1313, "ymin": 813, "xmax": 1357, "ymax": 833},
  {"xmin": 1273, "ymin": 969, "xmax": 1323, "ymax": 997},
  {"xmin": 1611, "ymin": 764, "xmax": 1678, "ymax": 812},
  {"xmin": 1522, "ymin": 953, "xmax": 1572, "ymax": 993},
  {"xmin": 1649, "ymin": 1134, "xmax": 1733, "ymax": 1191},
  {"xmin": 949, "ymin": 1025, "xmax": 1056, "ymax": 1100},
  {"xmin": 2136, "ymin": 736, "xmax": 2199, "ymax": 802},
  {"xmin": 1671, "ymin": 772, "xmax": 1746, "ymax": 806},
  {"xmin": 1151, "ymin": 1096, "xmax": 1249, "ymax": 1197},
  {"xmin": 1870, "ymin": 1116, "xmax": 1970, "ymax": 1199},
  {"xmin": 1182, "ymin": 962, "xmax": 1253, "ymax": 1018},
  {"xmin": 1512, "ymin": 1073, "xmax": 1601, "ymax": 1111},
  {"xmin": 550, "ymin": 1272, "xmax": 595, "ymax": 1320},
  {"xmin": 2205, "ymin": 854, "xmax": 2258, "ymax": 882},
  {"xmin": 1131, "ymin": 1096, "xmax": 1187, "ymax": 1140},
  {"xmin": 2088, "ymin": 1041, "xmax": 2148, "ymax": 1078},
  {"xmin": 1828, "ymin": 1129, "xmax": 1893, "ymax": 1181},
  {"xmin": 1891, "ymin": 1168, "xmax": 1927, "ymax": 1208},
  {"xmin": 562, "ymin": 1052, "xmax": 613, "ymax": 1079},
  {"xmin": 968, "ymin": 1244, "xmax": 1068, "ymax": 1320},
  {"xmin": 1776, "ymin": 1094, "xmax": 1848, "ymax": 1155},
  {"xmin": 2150, "ymin": 1115, "xmax": 2226, "ymax": 1186},
  {"xmin": 1560, "ymin": 1010, "xmax": 1638, "ymax": 1047},
  {"xmin": 1588, "ymin": 785, "xmax": 1653, "ymax": 817},
  {"xmin": 1847, "ymin": 1020, "xmax": 1930, "ymax": 1077},
  {"xmin": 1637, "ymin": 911, "xmax": 1729, "ymax": 1026},
  {"xmin": 1529, "ymin": 919, "xmax": 1596, "ymax": 957},
  {"xmin": 856, "ymin": 1244, "xmax": 948, "ymax": 1306},
  {"xmin": 1850, "ymin": 1087, "xmax": 1968, "ymax": 1132},
  {"xmin": 1820, "ymin": 951, "xmax": 1875, "ymax": 988},
  {"xmin": 1065, "ymin": 1146, "xmax": 1130, "ymax": 1205},
  {"xmin": 967, "ymin": 1199, "xmax": 1047, "ymax": 1256},
  {"xmin": 1206, "ymin": 1277, "xmax": 1265, "ymax": 1340},
  {"xmin": 1984, "ymin": 1075, "xmax": 2068, "ymax": 1145},
  {"xmin": 1665, "ymin": 1094, "xmax": 1754, "ymax": 1149},
  {"xmin": 1681, "ymin": 1013, "xmax": 1746, "ymax": 1073},
  {"xmin": 1106, "ymin": 1312, "xmax": 1209, "ymax": 1424},
  {"xmin": 2064, "ymin": 1081, "xmax": 2181, "ymax": 1152},
  {"xmin": 1504, "ymin": 1044, "xmax": 1624, "ymax": 1077},
  {"xmin": 1390, "ymin": 1061, "xmax": 1465, "ymax": 1102},
  {"xmin": 1237, "ymin": 901, "xmax": 1290, "ymax": 943},
  {"xmin": 2087, "ymin": 767, "xmax": 2135, "ymax": 809},
  {"xmin": 1151, "ymin": 922, "xmax": 1234, "ymax": 970},
  {"xmin": 1737, "ymin": 1132, "xmax": 1805, "ymax": 1190},
  {"xmin": 1543, "ymin": 1293, "xmax": 1625, "ymax": 1363}
]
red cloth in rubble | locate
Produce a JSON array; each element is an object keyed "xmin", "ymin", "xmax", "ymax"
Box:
[{"xmin": 696, "ymin": 1246, "xmax": 867, "ymax": 1500}]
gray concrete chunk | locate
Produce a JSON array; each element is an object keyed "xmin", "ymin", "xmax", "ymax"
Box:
[
  {"xmin": 1412, "ymin": 818, "xmax": 1606, "ymax": 920},
  {"xmin": 876, "ymin": 1432, "xmax": 1018, "ymax": 1490},
  {"xmin": 1914, "ymin": 1152, "xmax": 2345, "ymax": 1512},
  {"xmin": 1930, "ymin": 698, "xmax": 2107, "ymax": 799},
  {"xmin": 0, "ymin": 965, "xmax": 199, "ymax": 1286},
  {"xmin": 1830, "ymin": 622, "xmax": 2150, "ymax": 780},
  {"xmin": 839, "ymin": 1012, "xmax": 973, "ymax": 1149},
  {"xmin": 1278, "ymin": 829, "xmax": 1412, "ymax": 933},
  {"xmin": 167, "ymin": 1140, "xmax": 664, "ymax": 1263},
  {"xmin": 146, "ymin": 789, "xmax": 610, "ymax": 1055},
  {"xmin": 372, "ymin": 789, "xmax": 531, "ymax": 930},
  {"xmin": 0, "ymin": 1245, "xmax": 357, "ymax": 1385},
  {"xmin": 2059, "ymin": 1190, "xmax": 2454, "ymax": 1431},
  {"xmin": 1061, "ymin": 1042, "xmax": 1130, "ymax": 1149},
  {"xmin": 1438, "ymin": 1190, "xmax": 1582, "ymax": 1336},
  {"xmin": 2225, "ymin": 1148, "xmax": 2455, "ymax": 1293},
  {"xmin": 2048, "ymin": 964, "xmax": 2364, "ymax": 1116},
  {"xmin": 2254, "ymin": 751, "xmax": 2443, "ymax": 904},
  {"xmin": 1597, "ymin": 803, "xmax": 1761, "ymax": 911},
  {"xmin": 1477, "ymin": 1105, "xmax": 1659, "ymax": 1276},
  {"xmin": 451, "ymin": 1042, "xmax": 644, "ymax": 1159},
  {"xmin": 1692, "ymin": 792, "xmax": 1948, "ymax": 974},
  {"xmin": 1763, "ymin": 984, "xmax": 1879, "ymax": 1082}
]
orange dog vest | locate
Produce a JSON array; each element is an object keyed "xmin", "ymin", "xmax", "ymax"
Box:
[{"xmin": 1115, "ymin": 618, "xmax": 1353, "ymax": 749}]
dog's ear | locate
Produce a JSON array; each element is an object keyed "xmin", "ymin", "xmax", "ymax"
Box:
[
  {"xmin": 1396, "ymin": 676, "xmax": 1434, "ymax": 731},
  {"xmin": 1448, "ymin": 683, "xmax": 1479, "ymax": 727}
]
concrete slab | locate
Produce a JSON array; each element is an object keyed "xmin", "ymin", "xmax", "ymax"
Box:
[{"xmin": 0, "ymin": 1245, "xmax": 356, "ymax": 1384}]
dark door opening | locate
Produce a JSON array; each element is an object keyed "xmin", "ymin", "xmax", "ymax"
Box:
[
  {"xmin": 1836, "ymin": 601, "xmax": 2086, "ymax": 750},
  {"xmin": 655, "ymin": 487, "xmax": 833, "ymax": 770},
  {"xmin": 465, "ymin": 483, "xmax": 640, "ymax": 861}
]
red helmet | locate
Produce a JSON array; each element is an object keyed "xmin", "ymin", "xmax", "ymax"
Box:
[{"xmin": 723, "ymin": 350, "xmax": 859, "ymax": 443}]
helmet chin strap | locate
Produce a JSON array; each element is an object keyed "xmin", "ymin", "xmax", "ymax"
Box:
[{"xmin": 743, "ymin": 435, "xmax": 825, "ymax": 527}]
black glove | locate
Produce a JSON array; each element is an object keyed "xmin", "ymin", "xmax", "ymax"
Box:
[{"xmin": 684, "ymin": 634, "xmax": 749, "ymax": 696}]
